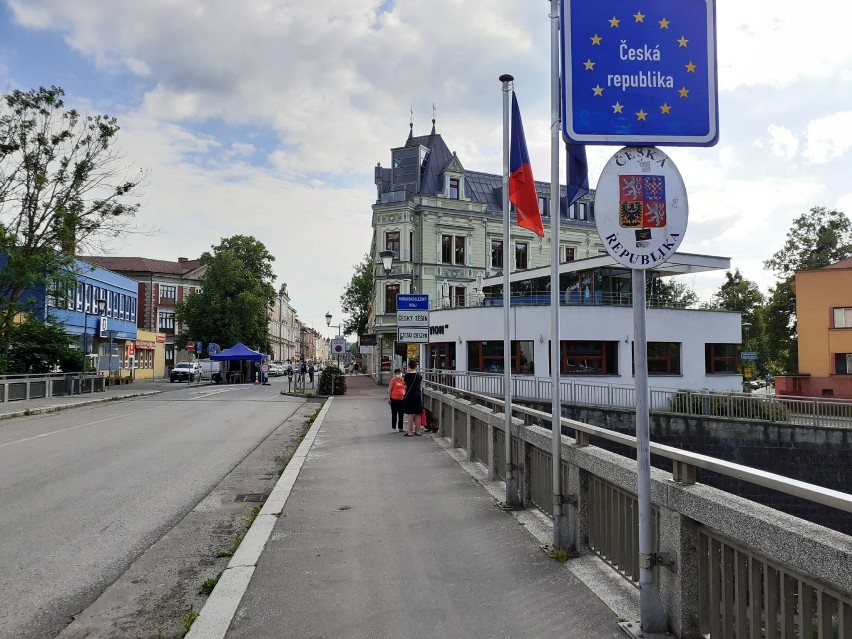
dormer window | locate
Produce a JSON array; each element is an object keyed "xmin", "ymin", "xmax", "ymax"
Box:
[{"xmin": 449, "ymin": 178, "xmax": 460, "ymax": 199}]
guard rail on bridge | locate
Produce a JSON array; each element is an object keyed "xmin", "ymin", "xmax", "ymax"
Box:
[
  {"xmin": 423, "ymin": 380, "xmax": 852, "ymax": 639},
  {"xmin": 0, "ymin": 373, "xmax": 106, "ymax": 403},
  {"xmin": 424, "ymin": 370, "xmax": 852, "ymax": 428}
]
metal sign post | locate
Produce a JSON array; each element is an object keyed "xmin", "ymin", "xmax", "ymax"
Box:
[{"xmin": 595, "ymin": 146, "xmax": 688, "ymax": 634}]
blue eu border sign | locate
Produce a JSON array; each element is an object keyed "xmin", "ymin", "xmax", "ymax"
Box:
[{"xmin": 561, "ymin": 0, "xmax": 718, "ymax": 147}]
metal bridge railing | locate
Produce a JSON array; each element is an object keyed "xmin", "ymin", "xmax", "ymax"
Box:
[
  {"xmin": 423, "ymin": 369, "xmax": 852, "ymax": 428},
  {"xmin": 423, "ymin": 380, "xmax": 852, "ymax": 639}
]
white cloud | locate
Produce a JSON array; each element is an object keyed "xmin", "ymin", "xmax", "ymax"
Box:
[
  {"xmin": 766, "ymin": 124, "xmax": 799, "ymax": 160},
  {"xmin": 803, "ymin": 111, "xmax": 852, "ymax": 164}
]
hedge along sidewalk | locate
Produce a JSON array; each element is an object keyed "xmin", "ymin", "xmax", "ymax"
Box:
[{"xmin": 184, "ymin": 397, "xmax": 332, "ymax": 639}]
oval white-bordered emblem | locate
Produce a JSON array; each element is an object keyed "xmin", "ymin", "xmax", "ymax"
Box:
[{"xmin": 594, "ymin": 146, "xmax": 688, "ymax": 270}]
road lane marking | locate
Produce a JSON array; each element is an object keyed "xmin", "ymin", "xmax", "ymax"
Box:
[
  {"xmin": 0, "ymin": 405, "xmax": 165, "ymax": 449},
  {"xmin": 188, "ymin": 388, "xmax": 236, "ymax": 400}
]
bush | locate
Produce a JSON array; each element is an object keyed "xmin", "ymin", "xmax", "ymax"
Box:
[
  {"xmin": 318, "ymin": 366, "xmax": 346, "ymax": 395},
  {"xmin": 667, "ymin": 389, "xmax": 790, "ymax": 422}
]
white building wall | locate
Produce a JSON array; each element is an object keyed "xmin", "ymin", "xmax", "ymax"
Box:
[{"xmin": 428, "ymin": 305, "xmax": 743, "ymax": 393}]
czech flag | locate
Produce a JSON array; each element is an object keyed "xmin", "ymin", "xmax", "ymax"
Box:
[{"xmin": 509, "ymin": 92, "xmax": 544, "ymax": 237}]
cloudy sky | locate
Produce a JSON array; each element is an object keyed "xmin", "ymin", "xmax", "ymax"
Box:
[{"xmin": 1, "ymin": 0, "xmax": 850, "ymax": 337}]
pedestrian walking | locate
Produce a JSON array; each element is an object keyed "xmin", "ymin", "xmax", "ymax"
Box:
[
  {"xmin": 387, "ymin": 368, "xmax": 406, "ymax": 432},
  {"xmin": 308, "ymin": 363, "xmax": 315, "ymax": 386},
  {"xmin": 402, "ymin": 359, "xmax": 423, "ymax": 437}
]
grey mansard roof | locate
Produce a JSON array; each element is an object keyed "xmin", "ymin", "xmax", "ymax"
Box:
[{"xmin": 374, "ymin": 125, "xmax": 593, "ymax": 220}]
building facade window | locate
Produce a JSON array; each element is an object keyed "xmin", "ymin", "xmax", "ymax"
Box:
[
  {"xmin": 427, "ymin": 343, "xmax": 456, "ymax": 370},
  {"xmin": 561, "ymin": 340, "xmax": 618, "ymax": 375},
  {"xmin": 452, "ymin": 285, "xmax": 466, "ymax": 307},
  {"xmin": 705, "ymin": 343, "xmax": 739, "ymax": 374},
  {"xmin": 833, "ymin": 307, "xmax": 852, "ymax": 328},
  {"xmin": 441, "ymin": 234, "xmax": 466, "ymax": 265},
  {"xmin": 538, "ymin": 195, "xmax": 547, "ymax": 214},
  {"xmin": 165, "ymin": 344, "xmax": 175, "ymax": 363},
  {"xmin": 562, "ymin": 246, "xmax": 576, "ymax": 263},
  {"xmin": 834, "ymin": 353, "xmax": 852, "ymax": 374},
  {"xmin": 160, "ymin": 285, "xmax": 176, "ymax": 300},
  {"xmin": 515, "ymin": 242, "xmax": 528, "ymax": 270},
  {"xmin": 385, "ymin": 283, "xmax": 399, "ymax": 313},
  {"xmin": 491, "ymin": 240, "xmax": 503, "ymax": 268},
  {"xmin": 449, "ymin": 178, "xmax": 460, "ymax": 199},
  {"xmin": 467, "ymin": 340, "xmax": 534, "ymax": 374},
  {"xmin": 646, "ymin": 342, "xmax": 681, "ymax": 375},
  {"xmin": 159, "ymin": 311, "xmax": 175, "ymax": 331},
  {"xmin": 385, "ymin": 231, "xmax": 400, "ymax": 257}
]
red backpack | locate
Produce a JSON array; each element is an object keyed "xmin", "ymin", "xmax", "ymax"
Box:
[{"xmin": 390, "ymin": 377, "xmax": 406, "ymax": 400}]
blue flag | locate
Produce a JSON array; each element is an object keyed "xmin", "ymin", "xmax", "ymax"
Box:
[{"xmin": 566, "ymin": 142, "xmax": 589, "ymax": 206}]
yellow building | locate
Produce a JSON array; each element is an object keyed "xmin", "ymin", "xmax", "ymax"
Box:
[
  {"xmin": 127, "ymin": 329, "xmax": 167, "ymax": 380},
  {"xmin": 779, "ymin": 257, "xmax": 852, "ymax": 398}
]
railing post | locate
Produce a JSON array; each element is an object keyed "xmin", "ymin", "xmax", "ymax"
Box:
[
  {"xmin": 466, "ymin": 411, "xmax": 474, "ymax": 462},
  {"xmin": 487, "ymin": 419, "xmax": 496, "ymax": 480},
  {"xmin": 657, "ymin": 506, "xmax": 701, "ymax": 639}
]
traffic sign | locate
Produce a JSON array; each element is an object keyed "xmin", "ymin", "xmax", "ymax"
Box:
[
  {"xmin": 398, "ymin": 328, "xmax": 429, "ymax": 344},
  {"xmin": 195, "ymin": 341, "xmax": 203, "ymax": 353},
  {"xmin": 561, "ymin": 0, "xmax": 718, "ymax": 146},
  {"xmin": 186, "ymin": 340, "xmax": 195, "ymax": 352},
  {"xmin": 331, "ymin": 338, "xmax": 345, "ymax": 354},
  {"xmin": 397, "ymin": 310, "xmax": 429, "ymax": 327},
  {"xmin": 396, "ymin": 294, "xmax": 429, "ymax": 311},
  {"xmin": 208, "ymin": 342, "xmax": 220, "ymax": 355}
]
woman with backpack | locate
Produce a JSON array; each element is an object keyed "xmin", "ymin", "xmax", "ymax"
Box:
[
  {"xmin": 387, "ymin": 368, "xmax": 406, "ymax": 432},
  {"xmin": 402, "ymin": 359, "xmax": 423, "ymax": 436}
]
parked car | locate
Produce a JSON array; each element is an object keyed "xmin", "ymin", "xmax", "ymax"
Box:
[{"xmin": 170, "ymin": 361, "xmax": 201, "ymax": 383}]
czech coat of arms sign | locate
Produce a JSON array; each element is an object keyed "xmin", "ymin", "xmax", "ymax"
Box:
[{"xmin": 594, "ymin": 147, "xmax": 687, "ymax": 269}]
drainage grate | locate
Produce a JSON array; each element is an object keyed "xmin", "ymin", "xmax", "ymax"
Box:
[{"xmin": 235, "ymin": 493, "xmax": 268, "ymax": 503}]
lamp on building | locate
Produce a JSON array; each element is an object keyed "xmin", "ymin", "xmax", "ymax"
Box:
[{"xmin": 379, "ymin": 250, "xmax": 394, "ymax": 274}]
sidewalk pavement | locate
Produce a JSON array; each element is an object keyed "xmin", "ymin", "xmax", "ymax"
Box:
[{"xmin": 189, "ymin": 373, "xmax": 632, "ymax": 639}]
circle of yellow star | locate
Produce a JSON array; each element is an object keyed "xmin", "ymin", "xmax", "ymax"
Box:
[
  {"xmin": 612, "ymin": 102, "xmax": 624, "ymax": 113},
  {"xmin": 583, "ymin": 59, "xmax": 596, "ymax": 71},
  {"xmin": 677, "ymin": 36, "xmax": 689, "ymax": 47},
  {"xmin": 591, "ymin": 34, "xmax": 602, "ymax": 45},
  {"xmin": 592, "ymin": 85, "xmax": 604, "ymax": 96},
  {"xmin": 636, "ymin": 109, "xmax": 648, "ymax": 121},
  {"xmin": 660, "ymin": 103, "xmax": 672, "ymax": 115},
  {"xmin": 633, "ymin": 11, "xmax": 645, "ymax": 22},
  {"xmin": 659, "ymin": 17, "xmax": 670, "ymax": 29},
  {"xmin": 678, "ymin": 86, "xmax": 690, "ymax": 98},
  {"xmin": 609, "ymin": 16, "xmax": 620, "ymax": 28},
  {"xmin": 685, "ymin": 61, "xmax": 696, "ymax": 73}
]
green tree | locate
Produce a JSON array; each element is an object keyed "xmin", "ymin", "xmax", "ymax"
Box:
[
  {"xmin": 339, "ymin": 254, "xmax": 372, "ymax": 337},
  {"xmin": 650, "ymin": 275, "xmax": 698, "ymax": 308},
  {"xmin": 761, "ymin": 207, "xmax": 852, "ymax": 373},
  {"xmin": 709, "ymin": 269, "xmax": 770, "ymax": 375},
  {"xmin": 3, "ymin": 315, "xmax": 84, "ymax": 374},
  {"xmin": 0, "ymin": 86, "xmax": 143, "ymax": 355},
  {"xmin": 175, "ymin": 236, "xmax": 275, "ymax": 354}
]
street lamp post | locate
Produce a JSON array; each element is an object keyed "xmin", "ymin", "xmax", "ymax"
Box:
[
  {"xmin": 378, "ymin": 251, "xmax": 394, "ymax": 386},
  {"xmin": 325, "ymin": 311, "xmax": 343, "ymax": 395}
]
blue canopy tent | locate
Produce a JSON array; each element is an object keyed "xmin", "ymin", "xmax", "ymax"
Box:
[
  {"xmin": 209, "ymin": 342, "xmax": 266, "ymax": 383},
  {"xmin": 210, "ymin": 342, "xmax": 264, "ymax": 361}
]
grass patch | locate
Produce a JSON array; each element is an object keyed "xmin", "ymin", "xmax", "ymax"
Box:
[
  {"xmin": 246, "ymin": 504, "xmax": 262, "ymax": 528},
  {"xmin": 551, "ymin": 548, "xmax": 569, "ymax": 563},
  {"xmin": 199, "ymin": 572, "xmax": 222, "ymax": 595},
  {"xmin": 215, "ymin": 531, "xmax": 244, "ymax": 558},
  {"xmin": 181, "ymin": 604, "xmax": 198, "ymax": 636}
]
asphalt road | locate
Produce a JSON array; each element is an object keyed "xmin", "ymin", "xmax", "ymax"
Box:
[{"xmin": 0, "ymin": 383, "xmax": 302, "ymax": 639}]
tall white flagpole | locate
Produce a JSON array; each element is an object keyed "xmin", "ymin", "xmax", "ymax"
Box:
[
  {"xmin": 550, "ymin": 0, "xmax": 569, "ymax": 550},
  {"xmin": 499, "ymin": 74, "xmax": 522, "ymax": 508}
]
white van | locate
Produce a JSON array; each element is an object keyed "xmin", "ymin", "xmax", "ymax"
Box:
[{"xmin": 199, "ymin": 359, "xmax": 224, "ymax": 382}]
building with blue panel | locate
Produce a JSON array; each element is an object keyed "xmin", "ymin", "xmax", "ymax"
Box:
[{"xmin": 32, "ymin": 259, "xmax": 139, "ymax": 373}]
